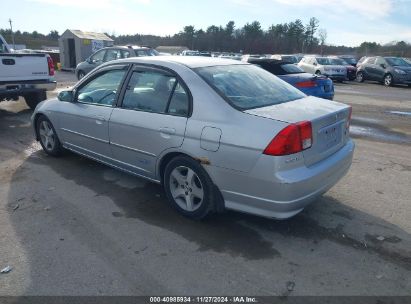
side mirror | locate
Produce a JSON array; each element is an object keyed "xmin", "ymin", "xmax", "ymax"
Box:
[
  {"xmin": 57, "ymin": 90, "xmax": 74, "ymax": 102},
  {"xmin": 313, "ymin": 62, "xmax": 317, "ymax": 66},
  {"xmin": 86, "ymin": 58, "xmax": 93, "ymax": 64},
  {"xmin": 380, "ymin": 64, "xmax": 386, "ymax": 69}
]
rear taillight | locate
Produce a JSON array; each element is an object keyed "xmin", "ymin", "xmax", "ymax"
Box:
[
  {"xmin": 295, "ymin": 80, "xmax": 317, "ymax": 88},
  {"xmin": 263, "ymin": 121, "xmax": 313, "ymax": 156},
  {"xmin": 47, "ymin": 56, "xmax": 55, "ymax": 76},
  {"xmin": 346, "ymin": 106, "xmax": 352, "ymax": 130}
]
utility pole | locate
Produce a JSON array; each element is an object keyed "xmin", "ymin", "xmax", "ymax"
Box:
[{"xmin": 8, "ymin": 18, "xmax": 16, "ymax": 50}]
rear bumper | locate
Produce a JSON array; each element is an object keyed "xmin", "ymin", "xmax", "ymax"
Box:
[
  {"xmin": 0, "ymin": 80, "xmax": 57, "ymax": 97},
  {"xmin": 208, "ymin": 139, "xmax": 355, "ymax": 219}
]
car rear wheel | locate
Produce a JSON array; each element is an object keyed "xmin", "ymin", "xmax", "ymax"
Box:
[
  {"xmin": 36, "ymin": 116, "xmax": 63, "ymax": 156},
  {"xmin": 164, "ymin": 156, "xmax": 216, "ymax": 220},
  {"xmin": 24, "ymin": 91, "xmax": 47, "ymax": 110},
  {"xmin": 384, "ymin": 74, "xmax": 393, "ymax": 87},
  {"xmin": 356, "ymin": 72, "xmax": 365, "ymax": 83}
]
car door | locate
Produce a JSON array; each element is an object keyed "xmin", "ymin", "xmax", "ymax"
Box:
[
  {"xmin": 58, "ymin": 65, "xmax": 128, "ymax": 162},
  {"xmin": 109, "ymin": 65, "xmax": 190, "ymax": 180},
  {"xmin": 364, "ymin": 57, "xmax": 377, "ymax": 80},
  {"xmin": 374, "ymin": 57, "xmax": 388, "ymax": 81}
]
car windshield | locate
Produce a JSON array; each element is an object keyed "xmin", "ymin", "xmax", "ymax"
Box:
[
  {"xmin": 385, "ymin": 57, "xmax": 410, "ymax": 67},
  {"xmin": 330, "ymin": 58, "xmax": 346, "ymax": 65},
  {"xmin": 195, "ymin": 64, "xmax": 305, "ymax": 110},
  {"xmin": 282, "ymin": 56, "xmax": 298, "ymax": 63},
  {"xmin": 281, "ymin": 64, "xmax": 305, "ymax": 74},
  {"xmin": 0, "ymin": 40, "xmax": 7, "ymax": 53},
  {"xmin": 316, "ymin": 58, "xmax": 334, "ymax": 65},
  {"xmin": 341, "ymin": 57, "xmax": 356, "ymax": 64},
  {"xmin": 147, "ymin": 49, "xmax": 160, "ymax": 56}
]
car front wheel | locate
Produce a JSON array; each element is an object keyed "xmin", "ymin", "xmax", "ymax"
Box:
[
  {"xmin": 164, "ymin": 156, "xmax": 216, "ymax": 220},
  {"xmin": 356, "ymin": 71, "xmax": 365, "ymax": 82},
  {"xmin": 384, "ymin": 74, "xmax": 393, "ymax": 87},
  {"xmin": 36, "ymin": 116, "xmax": 63, "ymax": 156}
]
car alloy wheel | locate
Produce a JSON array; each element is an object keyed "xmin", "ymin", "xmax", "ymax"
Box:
[
  {"xmin": 384, "ymin": 74, "xmax": 393, "ymax": 87},
  {"xmin": 356, "ymin": 72, "xmax": 364, "ymax": 82},
  {"xmin": 39, "ymin": 120, "xmax": 56, "ymax": 152},
  {"xmin": 36, "ymin": 116, "xmax": 63, "ymax": 156},
  {"xmin": 169, "ymin": 166, "xmax": 204, "ymax": 212},
  {"xmin": 164, "ymin": 156, "xmax": 217, "ymax": 219}
]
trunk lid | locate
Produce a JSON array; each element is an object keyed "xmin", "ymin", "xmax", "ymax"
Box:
[
  {"xmin": 0, "ymin": 53, "xmax": 50, "ymax": 82},
  {"xmin": 245, "ymin": 96, "xmax": 351, "ymax": 166}
]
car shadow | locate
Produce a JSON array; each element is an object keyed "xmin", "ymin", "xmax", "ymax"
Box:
[{"xmin": 6, "ymin": 148, "xmax": 411, "ymax": 295}]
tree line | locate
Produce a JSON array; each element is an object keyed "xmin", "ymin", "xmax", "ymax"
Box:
[{"xmin": 1, "ymin": 19, "xmax": 411, "ymax": 57}]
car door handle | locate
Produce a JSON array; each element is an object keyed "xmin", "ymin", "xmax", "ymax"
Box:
[
  {"xmin": 93, "ymin": 115, "xmax": 106, "ymax": 124},
  {"xmin": 159, "ymin": 127, "xmax": 176, "ymax": 135}
]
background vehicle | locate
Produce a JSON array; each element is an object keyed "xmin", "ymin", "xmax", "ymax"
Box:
[
  {"xmin": 270, "ymin": 54, "xmax": 299, "ymax": 64},
  {"xmin": 329, "ymin": 56, "xmax": 357, "ymax": 81},
  {"xmin": 0, "ymin": 34, "xmax": 56, "ymax": 109},
  {"xmin": 356, "ymin": 56, "xmax": 411, "ymax": 87},
  {"xmin": 298, "ymin": 56, "xmax": 347, "ymax": 82},
  {"xmin": 75, "ymin": 45, "xmax": 159, "ymax": 79},
  {"xmin": 180, "ymin": 50, "xmax": 201, "ymax": 56},
  {"xmin": 32, "ymin": 56, "xmax": 353, "ymax": 220},
  {"xmin": 247, "ymin": 58, "xmax": 334, "ymax": 100},
  {"xmin": 337, "ymin": 55, "xmax": 357, "ymax": 67}
]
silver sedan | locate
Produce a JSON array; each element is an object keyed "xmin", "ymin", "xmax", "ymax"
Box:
[{"xmin": 32, "ymin": 56, "xmax": 355, "ymax": 220}]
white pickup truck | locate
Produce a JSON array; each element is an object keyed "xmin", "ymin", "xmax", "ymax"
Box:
[{"xmin": 0, "ymin": 34, "xmax": 56, "ymax": 109}]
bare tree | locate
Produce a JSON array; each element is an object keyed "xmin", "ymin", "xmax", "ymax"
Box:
[{"xmin": 318, "ymin": 28, "xmax": 327, "ymax": 55}]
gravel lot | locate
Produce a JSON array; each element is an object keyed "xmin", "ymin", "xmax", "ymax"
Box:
[{"xmin": 0, "ymin": 72, "xmax": 410, "ymax": 296}]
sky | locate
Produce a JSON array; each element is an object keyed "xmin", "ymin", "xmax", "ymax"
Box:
[{"xmin": 1, "ymin": 0, "xmax": 411, "ymax": 47}]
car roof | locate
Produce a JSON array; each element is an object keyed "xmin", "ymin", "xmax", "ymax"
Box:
[
  {"xmin": 107, "ymin": 56, "xmax": 247, "ymax": 69},
  {"xmin": 247, "ymin": 58, "xmax": 286, "ymax": 65},
  {"xmin": 105, "ymin": 45, "xmax": 152, "ymax": 50}
]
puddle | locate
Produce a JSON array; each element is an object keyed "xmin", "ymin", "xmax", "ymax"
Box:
[
  {"xmin": 350, "ymin": 126, "xmax": 411, "ymax": 144},
  {"xmin": 388, "ymin": 111, "xmax": 411, "ymax": 117}
]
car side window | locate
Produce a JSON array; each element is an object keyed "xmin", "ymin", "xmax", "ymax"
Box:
[
  {"xmin": 375, "ymin": 58, "xmax": 386, "ymax": 66},
  {"xmin": 104, "ymin": 49, "xmax": 121, "ymax": 62},
  {"xmin": 366, "ymin": 57, "xmax": 376, "ymax": 64},
  {"xmin": 91, "ymin": 50, "xmax": 105, "ymax": 64},
  {"xmin": 122, "ymin": 50, "xmax": 131, "ymax": 58},
  {"xmin": 121, "ymin": 70, "xmax": 189, "ymax": 116},
  {"xmin": 76, "ymin": 69, "xmax": 126, "ymax": 106},
  {"xmin": 168, "ymin": 81, "xmax": 190, "ymax": 116},
  {"xmin": 136, "ymin": 50, "xmax": 147, "ymax": 57}
]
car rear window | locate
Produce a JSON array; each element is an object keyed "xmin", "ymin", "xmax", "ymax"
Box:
[{"xmin": 195, "ymin": 64, "xmax": 305, "ymax": 110}]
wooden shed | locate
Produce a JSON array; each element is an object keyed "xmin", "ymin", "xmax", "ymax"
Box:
[{"xmin": 59, "ymin": 30, "xmax": 114, "ymax": 70}]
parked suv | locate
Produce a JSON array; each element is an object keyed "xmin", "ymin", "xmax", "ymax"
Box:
[
  {"xmin": 298, "ymin": 56, "xmax": 347, "ymax": 82},
  {"xmin": 75, "ymin": 46, "xmax": 159, "ymax": 79},
  {"xmin": 356, "ymin": 56, "xmax": 411, "ymax": 87}
]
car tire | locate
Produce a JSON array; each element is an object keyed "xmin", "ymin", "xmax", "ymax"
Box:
[
  {"xmin": 77, "ymin": 70, "xmax": 86, "ymax": 80},
  {"xmin": 164, "ymin": 156, "xmax": 217, "ymax": 220},
  {"xmin": 36, "ymin": 115, "xmax": 63, "ymax": 157},
  {"xmin": 356, "ymin": 71, "xmax": 365, "ymax": 83},
  {"xmin": 24, "ymin": 91, "xmax": 47, "ymax": 110},
  {"xmin": 384, "ymin": 74, "xmax": 393, "ymax": 87}
]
